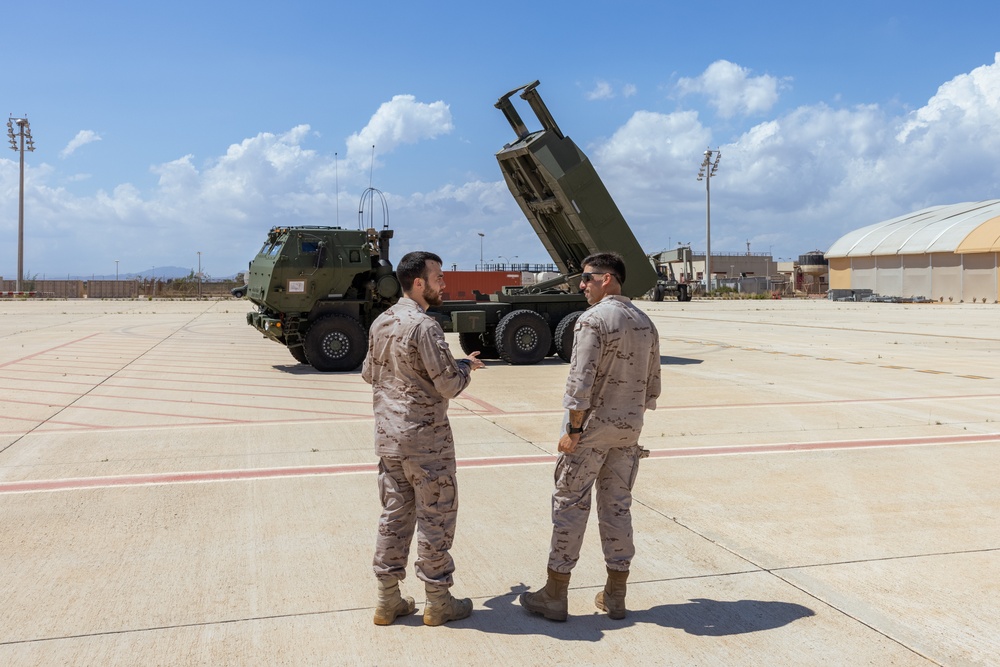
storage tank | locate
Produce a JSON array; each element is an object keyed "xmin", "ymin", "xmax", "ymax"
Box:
[{"xmin": 798, "ymin": 251, "xmax": 828, "ymax": 276}]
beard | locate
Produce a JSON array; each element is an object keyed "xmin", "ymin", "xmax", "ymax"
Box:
[{"xmin": 423, "ymin": 283, "xmax": 443, "ymax": 307}]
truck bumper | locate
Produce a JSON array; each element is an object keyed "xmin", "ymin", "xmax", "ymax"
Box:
[{"xmin": 247, "ymin": 312, "xmax": 285, "ymax": 343}]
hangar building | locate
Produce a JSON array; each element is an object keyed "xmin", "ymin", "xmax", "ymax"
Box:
[{"xmin": 825, "ymin": 200, "xmax": 1000, "ymax": 302}]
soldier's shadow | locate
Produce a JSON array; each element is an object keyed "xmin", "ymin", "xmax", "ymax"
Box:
[{"xmin": 459, "ymin": 585, "xmax": 814, "ymax": 641}]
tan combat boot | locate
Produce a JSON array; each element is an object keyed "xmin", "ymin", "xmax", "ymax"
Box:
[
  {"xmin": 373, "ymin": 578, "xmax": 416, "ymax": 626},
  {"xmin": 520, "ymin": 569, "xmax": 571, "ymax": 621},
  {"xmin": 594, "ymin": 568, "xmax": 629, "ymax": 620},
  {"xmin": 423, "ymin": 586, "xmax": 473, "ymax": 626}
]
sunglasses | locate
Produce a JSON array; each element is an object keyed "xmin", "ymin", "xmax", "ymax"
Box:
[{"xmin": 581, "ymin": 272, "xmax": 617, "ymax": 283}]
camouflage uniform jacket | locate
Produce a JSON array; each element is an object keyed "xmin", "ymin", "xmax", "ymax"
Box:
[
  {"xmin": 564, "ymin": 294, "xmax": 661, "ymax": 447},
  {"xmin": 362, "ymin": 296, "xmax": 473, "ymax": 460}
]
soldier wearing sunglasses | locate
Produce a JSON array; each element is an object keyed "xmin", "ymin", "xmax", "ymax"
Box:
[{"xmin": 521, "ymin": 251, "xmax": 661, "ymax": 622}]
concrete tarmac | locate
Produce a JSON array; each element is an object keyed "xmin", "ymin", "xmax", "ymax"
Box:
[{"xmin": 0, "ymin": 298, "xmax": 997, "ymax": 666}]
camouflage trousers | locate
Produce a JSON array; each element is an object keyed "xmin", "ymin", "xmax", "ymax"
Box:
[
  {"xmin": 373, "ymin": 456, "xmax": 459, "ymax": 590},
  {"xmin": 548, "ymin": 444, "xmax": 644, "ymax": 574}
]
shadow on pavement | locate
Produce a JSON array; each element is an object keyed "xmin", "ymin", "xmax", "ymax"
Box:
[
  {"xmin": 661, "ymin": 356, "xmax": 703, "ymax": 365},
  {"xmin": 459, "ymin": 586, "xmax": 813, "ymax": 640},
  {"xmin": 637, "ymin": 597, "xmax": 816, "ymax": 636}
]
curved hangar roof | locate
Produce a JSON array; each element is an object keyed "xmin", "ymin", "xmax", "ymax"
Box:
[{"xmin": 826, "ymin": 200, "xmax": 1000, "ymax": 258}]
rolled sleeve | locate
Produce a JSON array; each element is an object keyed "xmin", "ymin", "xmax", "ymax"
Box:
[
  {"xmin": 563, "ymin": 320, "xmax": 600, "ymax": 411},
  {"xmin": 645, "ymin": 335, "xmax": 661, "ymax": 410}
]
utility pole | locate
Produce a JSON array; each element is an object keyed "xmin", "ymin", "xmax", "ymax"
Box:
[
  {"xmin": 7, "ymin": 116, "xmax": 36, "ymax": 292},
  {"xmin": 697, "ymin": 148, "xmax": 721, "ymax": 293}
]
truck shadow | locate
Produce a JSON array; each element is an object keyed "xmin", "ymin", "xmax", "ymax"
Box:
[{"xmin": 455, "ymin": 586, "xmax": 814, "ymax": 641}]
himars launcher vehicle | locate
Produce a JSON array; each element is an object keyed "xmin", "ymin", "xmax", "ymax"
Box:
[{"xmin": 241, "ymin": 80, "xmax": 656, "ymax": 372}]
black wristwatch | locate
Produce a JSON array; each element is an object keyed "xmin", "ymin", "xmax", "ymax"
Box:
[{"xmin": 565, "ymin": 423, "xmax": 583, "ymax": 435}]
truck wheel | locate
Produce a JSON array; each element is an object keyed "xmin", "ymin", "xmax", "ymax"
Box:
[
  {"xmin": 554, "ymin": 311, "xmax": 583, "ymax": 363},
  {"xmin": 495, "ymin": 309, "xmax": 552, "ymax": 365},
  {"xmin": 459, "ymin": 332, "xmax": 500, "ymax": 360},
  {"xmin": 652, "ymin": 285, "xmax": 665, "ymax": 302},
  {"xmin": 304, "ymin": 314, "xmax": 367, "ymax": 372},
  {"xmin": 289, "ymin": 345, "xmax": 308, "ymax": 364},
  {"xmin": 677, "ymin": 284, "xmax": 690, "ymax": 302}
]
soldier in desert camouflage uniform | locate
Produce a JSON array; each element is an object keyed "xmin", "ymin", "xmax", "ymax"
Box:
[
  {"xmin": 362, "ymin": 251, "xmax": 485, "ymax": 627},
  {"xmin": 521, "ymin": 251, "xmax": 661, "ymax": 622}
]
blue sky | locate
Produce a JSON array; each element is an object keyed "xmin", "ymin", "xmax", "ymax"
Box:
[{"xmin": 3, "ymin": 0, "xmax": 1000, "ymax": 278}]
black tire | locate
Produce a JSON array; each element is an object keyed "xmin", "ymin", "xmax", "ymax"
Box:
[
  {"xmin": 231, "ymin": 287, "xmax": 246, "ymax": 298},
  {"xmin": 554, "ymin": 311, "xmax": 583, "ymax": 363},
  {"xmin": 678, "ymin": 284, "xmax": 690, "ymax": 302},
  {"xmin": 289, "ymin": 345, "xmax": 308, "ymax": 364},
  {"xmin": 495, "ymin": 309, "xmax": 552, "ymax": 365},
  {"xmin": 303, "ymin": 314, "xmax": 367, "ymax": 372},
  {"xmin": 652, "ymin": 285, "xmax": 665, "ymax": 302},
  {"xmin": 458, "ymin": 332, "xmax": 500, "ymax": 360}
]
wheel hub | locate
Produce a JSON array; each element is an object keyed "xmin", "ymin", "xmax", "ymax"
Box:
[
  {"xmin": 322, "ymin": 331, "xmax": 350, "ymax": 359},
  {"xmin": 515, "ymin": 327, "xmax": 537, "ymax": 351}
]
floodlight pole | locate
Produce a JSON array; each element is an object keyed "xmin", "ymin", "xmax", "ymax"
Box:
[
  {"xmin": 697, "ymin": 148, "xmax": 721, "ymax": 293},
  {"xmin": 7, "ymin": 116, "xmax": 36, "ymax": 292}
]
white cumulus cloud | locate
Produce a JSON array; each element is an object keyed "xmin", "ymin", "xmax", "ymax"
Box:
[
  {"xmin": 60, "ymin": 130, "xmax": 102, "ymax": 158},
  {"xmin": 345, "ymin": 95, "xmax": 453, "ymax": 165},
  {"xmin": 677, "ymin": 60, "xmax": 785, "ymax": 118},
  {"xmin": 585, "ymin": 80, "xmax": 638, "ymax": 101}
]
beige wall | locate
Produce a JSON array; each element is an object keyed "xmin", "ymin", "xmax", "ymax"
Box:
[
  {"xmin": 828, "ymin": 259, "xmax": 851, "ymax": 289},
  {"xmin": 826, "ymin": 252, "xmax": 998, "ymax": 302}
]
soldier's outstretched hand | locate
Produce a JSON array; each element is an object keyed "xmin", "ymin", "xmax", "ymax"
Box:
[{"xmin": 465, "ymin": 351, "xmax": 485, "ymax": 371}]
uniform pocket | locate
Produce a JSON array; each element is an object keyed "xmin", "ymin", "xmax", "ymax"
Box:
[
  {"xmin": 555, "ymin": 450, "xmax": 598, "ymax": 494},
  {"xmin": 414, "ymin": 464, "xmax": 458, "ymax": 516}
]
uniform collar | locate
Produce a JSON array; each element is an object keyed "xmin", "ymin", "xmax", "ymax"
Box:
[{"xmin": 398, "ymin": 296, "xmax": 425, "ymax": 313}]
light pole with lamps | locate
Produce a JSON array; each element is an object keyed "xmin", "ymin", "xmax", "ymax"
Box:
[
  {"xmin": 7, "ymin": 116, "xmax": 36, "ymax": 292},
  {"xmin": 496, "ymin": 255, "xmax": 517, "ymax": 267},
  {"xmin": 478, "ymin": 232, "xmax": 485, "ymax": 268},
  {"xmin": 697, "ymin": 148, "xmax": 721, "ymax": 292},
  {"xmin": 197, "ymin": 251, "xmax": 202, "ymax": 298}
]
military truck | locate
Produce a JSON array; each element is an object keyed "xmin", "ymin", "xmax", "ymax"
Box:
[
  {"xmin": 648, "ymin": 245, "xmax": 695, "ymax": 302},
  {"xmin": 241, "ymin": 80, "xmax": 657, "ymax": 372}
]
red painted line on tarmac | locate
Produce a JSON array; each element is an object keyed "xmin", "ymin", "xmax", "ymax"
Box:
[
  {"xmin": 0, "ymin": 463, "xmax": 378, "ymax": 494},
  {"xmin": 0, "ymin": 333, "xmax": 102, "ymax": 369},
  {"xmin": 457, "ymin": 393, "xmax": 504, "ymax": 414},
  {"xmin": 3, "ymin": 431, "xmax": 999, "ymax": 495}
]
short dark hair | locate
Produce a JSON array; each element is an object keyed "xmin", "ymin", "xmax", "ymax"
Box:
[
  {"xmin": 397, "ymin": 251, "xmax": 443, "ymax": 291},
  {"xmin": 581, "ymin": 251, "xmax": 626, "ymax": 285}
]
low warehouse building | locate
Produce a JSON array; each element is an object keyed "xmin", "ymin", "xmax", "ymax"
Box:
[{"xmin": 825, "ymin": 200, "xmax": 1000, "ymax": 302}]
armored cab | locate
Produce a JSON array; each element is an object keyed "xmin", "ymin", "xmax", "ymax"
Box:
[{"xmin": 243, "ymin": 222, "xmax": 399, "ymax": 371}]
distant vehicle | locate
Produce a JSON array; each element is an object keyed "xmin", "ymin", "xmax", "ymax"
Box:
[
  {"xmin": 230, "ymin": 273, "xmax": 249, "ymax": 298},
  {"xmin": 648, "ymin": 246, "xmax": 695, "ymax": 301},
  {"xmin": 239, "ymin": 81, "xmax": 657, "ymax": 371}
]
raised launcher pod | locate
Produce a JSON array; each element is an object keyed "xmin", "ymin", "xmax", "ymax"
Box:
[{"xmin": 494, "ymin": 81, "xmax": 658, "ymax": 298}]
